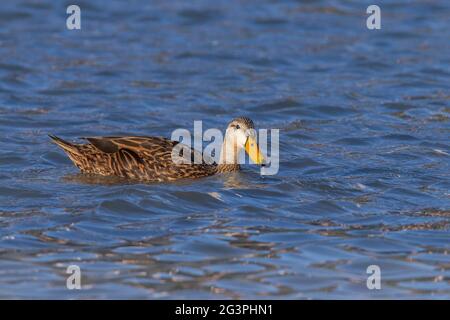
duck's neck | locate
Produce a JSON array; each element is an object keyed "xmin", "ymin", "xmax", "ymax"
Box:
[
  {"xmin": 216, "ymin": 163, "xmax": 240, "ymax": 173},
  {"xmin": 217, "ymin": 137, "xmax": 241, "ymax": 173}
]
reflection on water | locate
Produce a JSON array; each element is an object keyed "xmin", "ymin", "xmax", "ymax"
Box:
[
  {"xmin": 0, "ymin": 0, "xmax": 449, "ymax": 299},
  {"xmin": 61, "ymin": 173, "xmax": 131, "ymax": 185}
]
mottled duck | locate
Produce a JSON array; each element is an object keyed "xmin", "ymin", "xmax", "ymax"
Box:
[{"xmin": 49, "ymin": 117, "xmax": 265, "ymax": 182}]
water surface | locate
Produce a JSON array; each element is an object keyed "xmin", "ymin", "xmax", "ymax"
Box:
[{"xmin": 0, "ymin": 0, "xmax": 449, "ymax": 299}]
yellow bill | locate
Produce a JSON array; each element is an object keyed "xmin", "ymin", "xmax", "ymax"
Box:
[{"xmin": 245, "ymin": 136, "xmax": 265, "ymax": 165}]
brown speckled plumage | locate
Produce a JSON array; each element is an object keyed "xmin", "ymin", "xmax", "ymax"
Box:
[{"xmin": 49, "ymin": 117, "xmax": 258, "ymax": 182}]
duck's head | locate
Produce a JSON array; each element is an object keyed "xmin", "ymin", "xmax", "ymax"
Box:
[{"xmin": 220, "ymin": 117, "xmax": 265, "ymax": 165}]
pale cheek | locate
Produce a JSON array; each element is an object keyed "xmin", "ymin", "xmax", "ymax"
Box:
[{"xmin": 237, "ymin": 132, "xmax": 247, "ymax": 147}]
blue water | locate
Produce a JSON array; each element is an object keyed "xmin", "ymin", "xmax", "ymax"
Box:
[{"xmin": 0, "ymin": 0, "xmax": 449, "ymax": 299}]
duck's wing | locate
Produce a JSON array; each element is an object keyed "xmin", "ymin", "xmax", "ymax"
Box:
[
  {"xmin": 85, "ymin": 136, "xmax": 175, "ymax": 156},
  {"xmin": 84, "ymin": 136, "xmax": 198, "ymax": 162},
  {"xmin": 82, "ymin": 136, "xmax": 216, "ymax": 180}
]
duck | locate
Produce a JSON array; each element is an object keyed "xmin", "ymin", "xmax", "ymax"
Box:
[{"xmin": 49, "ymin": 117, "xmax": 265, "ymax": 182}]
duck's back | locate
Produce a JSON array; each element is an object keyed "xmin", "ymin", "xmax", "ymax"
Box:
[{"xmin": 50, "ymin": 135, "xmax": 217, "ymax": 182}]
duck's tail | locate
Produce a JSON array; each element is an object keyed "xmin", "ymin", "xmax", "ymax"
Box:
[{"xmin": 48, "ymin": 134, "xmax": 81, "ymax": 156}]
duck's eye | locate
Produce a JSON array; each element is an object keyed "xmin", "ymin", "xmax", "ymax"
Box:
[{"xmin": 235, "ymin": 125, "xmax": 240, "ymax": 129}]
